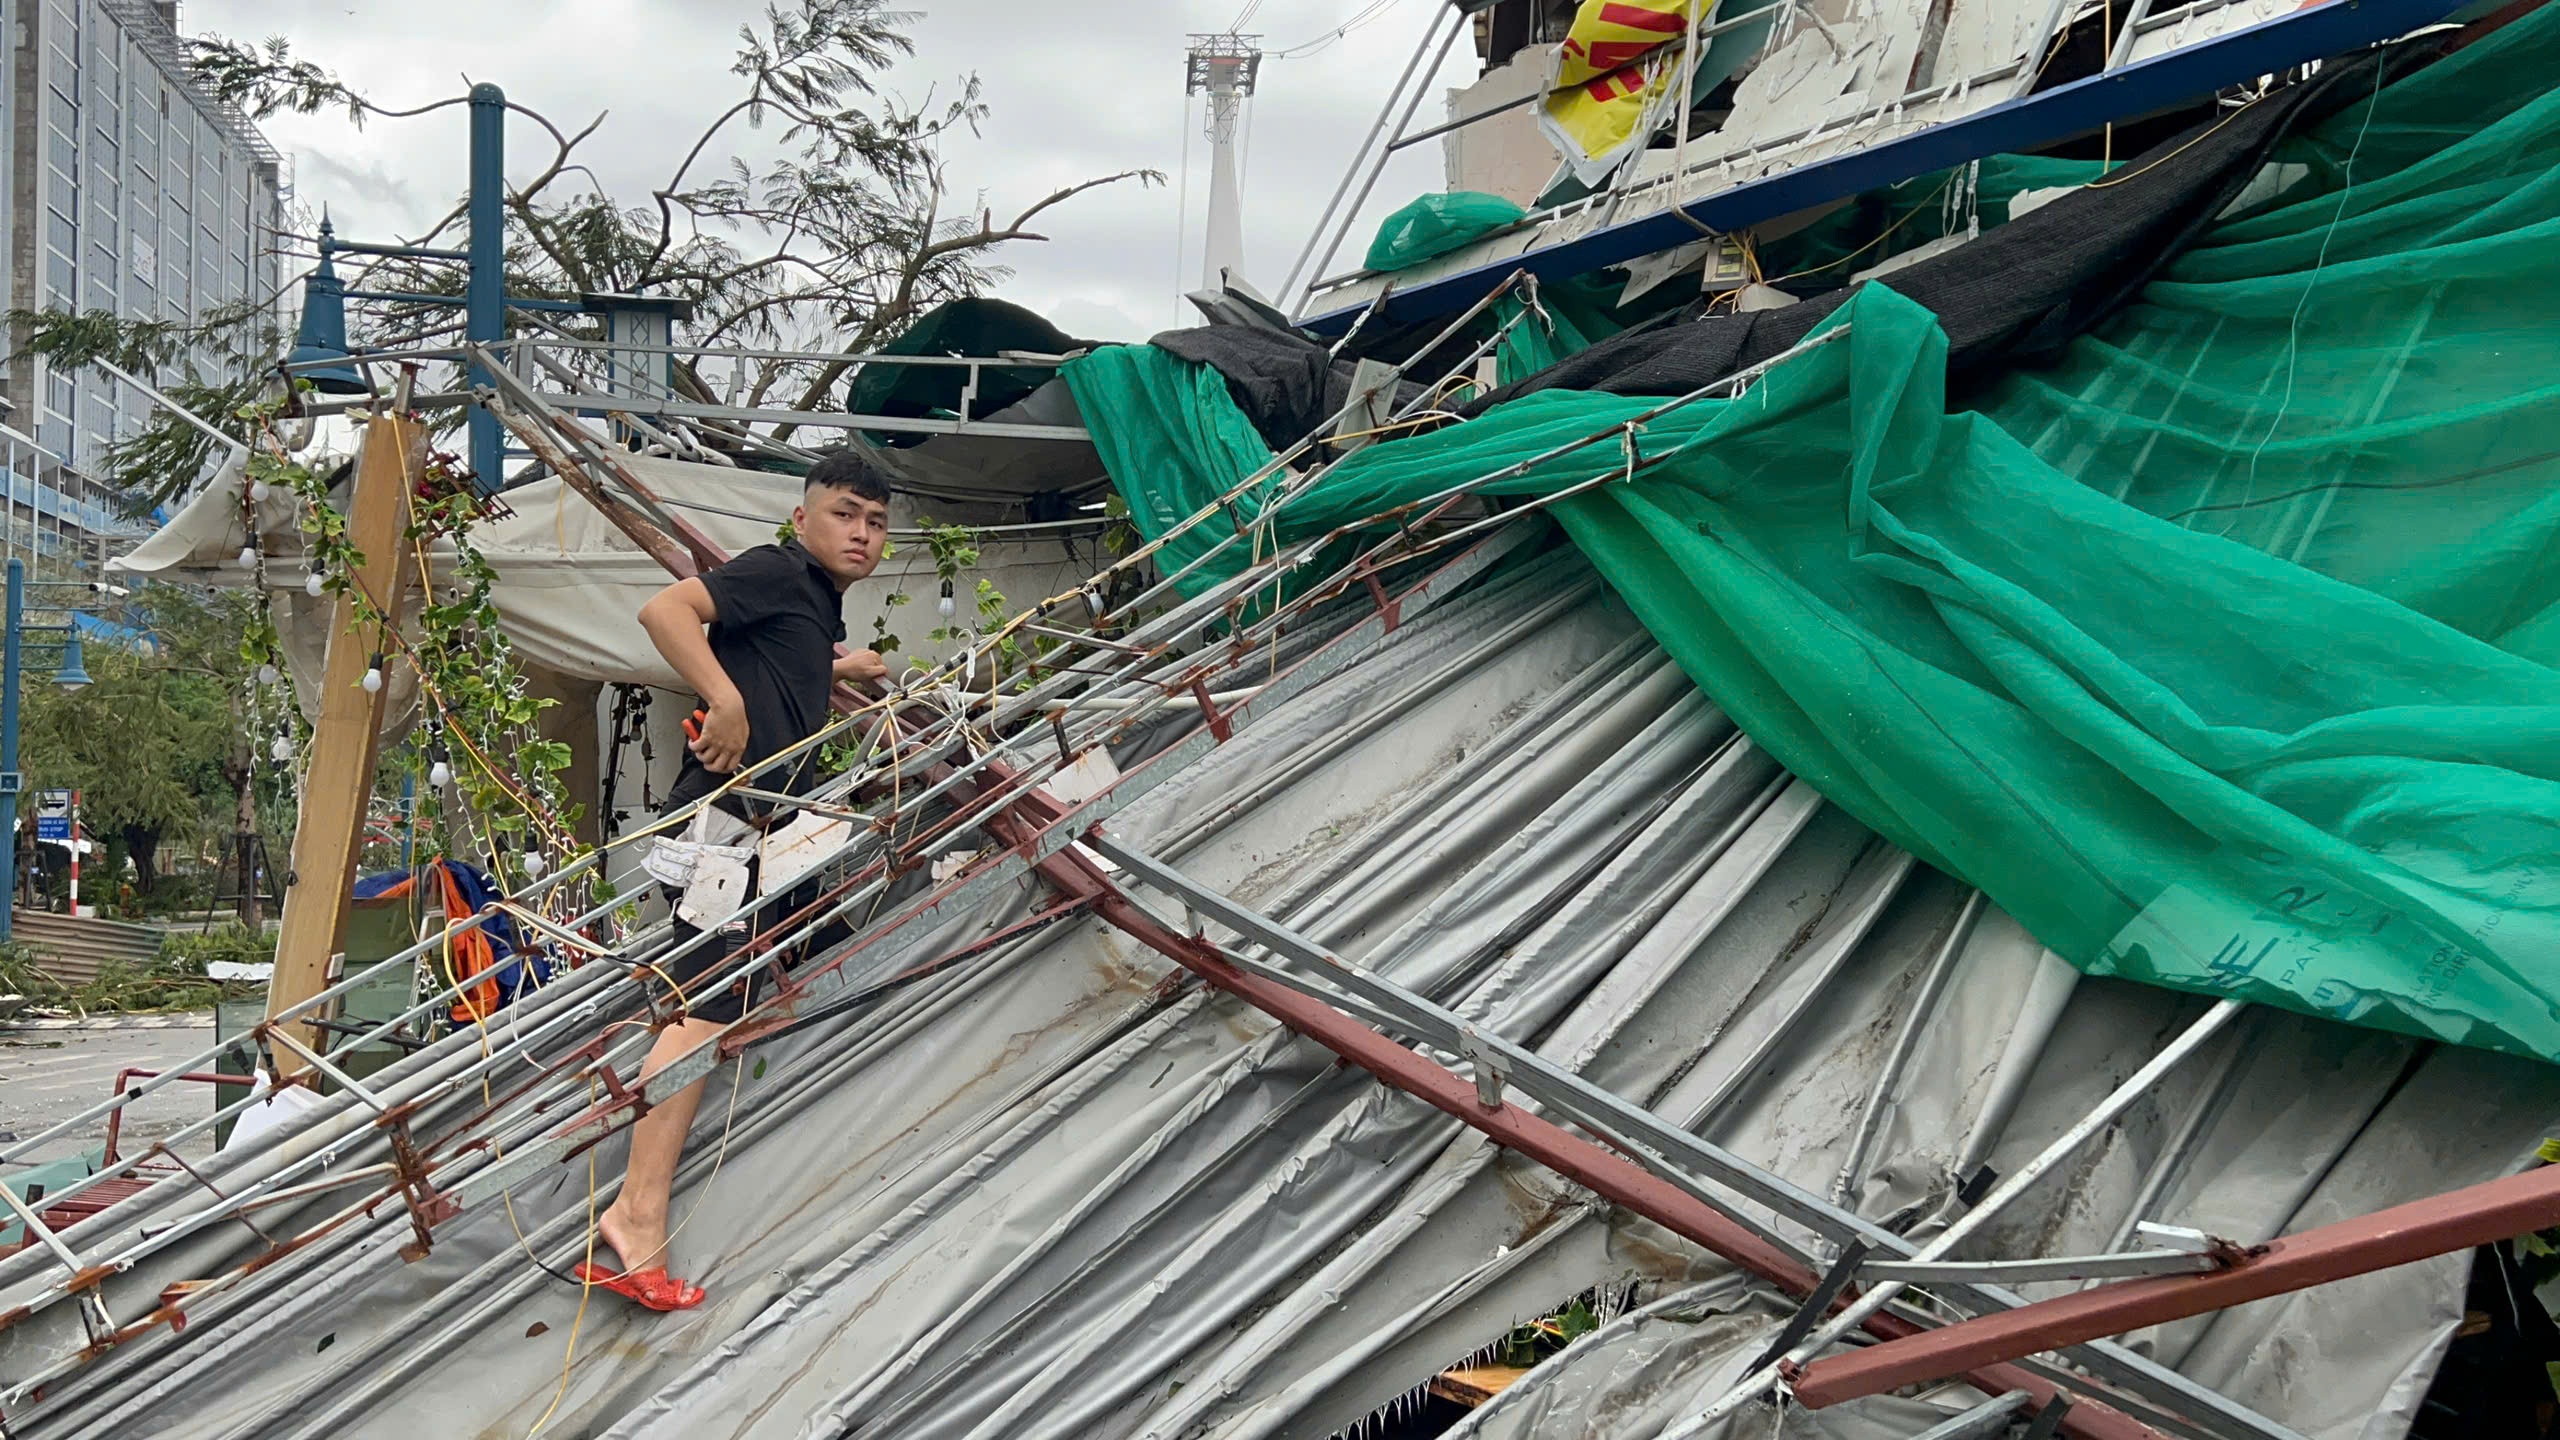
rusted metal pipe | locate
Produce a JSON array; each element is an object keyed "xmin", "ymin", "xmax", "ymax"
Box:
[
  {"xmin": 102, "ymin": 1069, "xmax": 257, "ymax": 1166},
  {"xmin": 1790, "ymin": 1161, "xmax": 2560, "ymax": 1408}
]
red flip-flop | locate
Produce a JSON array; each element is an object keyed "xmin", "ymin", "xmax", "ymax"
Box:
[{"xmin": 573, "ymin": 1261, "xmax": 705, "ymax": 1312}]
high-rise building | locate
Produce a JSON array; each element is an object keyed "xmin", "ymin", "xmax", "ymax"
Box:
[{"xmin": 0, "ymin": 0, "xmax": 284, "ymax": 558}]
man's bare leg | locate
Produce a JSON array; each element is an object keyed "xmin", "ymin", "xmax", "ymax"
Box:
[{"xmin": 596, "ymin": 1014, "xmax": 724, "ymax": 1276}]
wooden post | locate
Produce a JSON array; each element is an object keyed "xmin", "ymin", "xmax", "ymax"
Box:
[{"xmin": 265, "ymin": 413, "xmax": 425, "ymax": 1070}]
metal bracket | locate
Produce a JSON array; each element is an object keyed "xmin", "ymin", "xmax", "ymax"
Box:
[
  {"xmin": 1188, "ymin": 679, "xmax": 1234, "ymax": 743},
  {"xmin": 1754, "ymin": 1239, "xmax": 1870, "ymax": 1378},
  {"xmin": 1457, "ymin": 1026, "xmax": 1504, "ymax": 1109},
  {"xmin": 2020, "ymin": 1393, "xmax": 2075, "ymax": 1440}
]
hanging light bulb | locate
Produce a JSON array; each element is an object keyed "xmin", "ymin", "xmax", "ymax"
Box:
[
  {"xmin": 428, "ymin": 753, "xmax": 452, "ymax": 788},
  {"xmin": 257, "ymin": 662, "xmax": 280, "ymax": 686},
  {"xmin": 249, "ymin": 478, "xmax": 272, "ymax": 503},
  {"xmin": 270, "ymin": 731, "xmax": 293, "ymax": 763},
  {"xmin": 522, "ymin": 851, "xmax": 548, "ymax": 880},
  {"xmin": 937, "ymin": 577, "xmax": 957, "ymax": 620},
  {"xmin": 236, "ymin": 545, "xmax": 258, "ymax": 569},
  {"xmin": 1081, "ymin": 586, "xmax": 1106, "ymax": 623},
  {"xmin": 360, "ymin": 654, "xmax": 384, "ymax": 693},
  {"xmin": 305, "ymin": 570, "xmax": 326, "ymax": 597}
]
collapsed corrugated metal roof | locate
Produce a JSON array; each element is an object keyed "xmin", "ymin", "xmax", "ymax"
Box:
[
  {"xmin": 5, "ymin": 540, "xmax": 2553, "ymax": 1439},
  {"xmin": 11, "ymin": 5, "xmax": 2560, "ymax": 1438}
]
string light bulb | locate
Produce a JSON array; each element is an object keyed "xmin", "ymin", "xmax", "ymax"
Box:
[
  {"xmin": 269, "ymin": 731, "xmax": 293, "ymax": 763},
  {"xmin": 522, "ymin": 852, "xmax": 547, "ymax": 880},
  {"xmin": 248, "ymin": 478, "xmax": 272, "ymax": 503},
  {"xmin": 428, "ymin": 754, "xmax": 452, "ymax": 789},
  {"xmin": 305, "ymin": 570, "xmax": 326, "ymax": 597},
  {"xmin": 257, "ymin": 662, "xmax": 280, "ymax": 686},
  {"xmin": 360, "ymin": 654, "xmax": 384, "ymax": 693},
  {"xmin": 236, "ymin": 545, "xmax": 258, "ymax": 569},
  {"xmin": 937, "ymin": 577, "xmax": 956, "ymax": 620}
]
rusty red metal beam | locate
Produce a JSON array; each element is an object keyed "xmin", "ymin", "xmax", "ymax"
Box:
[
  {"xmin": 968, "ymin": 780, "xmax": 2167, "ymax": 1440},
  {"xmin": 1790, "ymin": 1161, "xmax": 2560, "ymax": 1408}
]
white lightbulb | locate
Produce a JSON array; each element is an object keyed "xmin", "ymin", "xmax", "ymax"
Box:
[
  {"xmin": 360, "ymin": 667, "xmax": 383, "ymax": 693},
  {"xmin": 249, "ymin": 479, "xmax": 272, "ymax": 503},
  {"xmin": 270, "ymin": 734, "xmax": 293, "ymax": 763},
  {"xmin": 937, "ymin": 591, "xmax": 957, "ymax": 620},
  {"xmin": 305, "ymin": 571, "xmax": 326, "ymax": 597},
  {"xmin": 428, "ymin": 759, "xmax": 452, "ymax": 788},
  {"xmin": 522, "ymin": 852, "xmax": 547, "ymax": 879},
  {"xmin": 257, "ymin": 663, "xmax": 280, "ymax": 686},
  {"xmin": 236, "ymin": 545, "xmax": 258, "ymax": 569}
]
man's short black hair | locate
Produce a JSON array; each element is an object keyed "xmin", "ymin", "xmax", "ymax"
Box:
[{"xmin": 804, "ymin": 448, "xmax": 892, "ymax": 505}]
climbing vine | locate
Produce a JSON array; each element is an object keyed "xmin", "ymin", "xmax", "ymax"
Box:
[{"xmin": 233, "ymin": 388, "xmax": 589, "ymax": 900}]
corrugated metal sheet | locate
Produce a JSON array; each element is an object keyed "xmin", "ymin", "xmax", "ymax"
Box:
[{"xmin": 5, "ymin": 552, "xmax": 2548, "ymax": 1439}]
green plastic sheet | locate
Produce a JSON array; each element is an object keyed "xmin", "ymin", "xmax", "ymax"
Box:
[
  {"xmin": 1366, "ymin": 192, "xmax": 1529, "ymax": 272},
  {"xmin": 1067, "ymin": 11, "xmax": 2560, "ymax": 1060}
]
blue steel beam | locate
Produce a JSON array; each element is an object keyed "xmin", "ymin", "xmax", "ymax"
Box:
[{"xmin": 1299, "ymin": 0, "xmax": 2468, "ymax": 334}]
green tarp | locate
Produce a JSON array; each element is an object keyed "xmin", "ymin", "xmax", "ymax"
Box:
[
  {"xmin": 1366, "ymin": 192, "xmax": 1529, "ymax": 272},
  {"xmin": 1065, "ymin": 11, "xmax": 2560, "ymax": 1061},
  {"xmin": 844, "ymin": 297, "xmax": 1089, "ymax": 442}
]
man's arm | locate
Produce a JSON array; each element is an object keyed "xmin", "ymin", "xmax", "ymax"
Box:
[{"xmin": 639, "ymin": 577, "xmax": 748, "ymax": 773}]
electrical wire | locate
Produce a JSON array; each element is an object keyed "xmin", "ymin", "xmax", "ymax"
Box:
[
  {"xmin": 1269, "ymin": 0, "xmax": 1405, "ymax": 59},
  {"xmin": 2241, "ymin": 60, "xmax": 2387, "ymax": 503},
  {"xmin": 522, "ymin": 1083, "xmax": 600, "ymax": 1440}
]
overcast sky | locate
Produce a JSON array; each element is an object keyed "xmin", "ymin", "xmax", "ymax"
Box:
[{"xmin": 187, "ymin": 0, "xmax": 1481, "ymax": 342}]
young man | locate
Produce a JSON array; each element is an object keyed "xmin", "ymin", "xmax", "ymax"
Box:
[{"xmin": 585, "ymin": 450, "xmax": 892, "ymax": 1310}]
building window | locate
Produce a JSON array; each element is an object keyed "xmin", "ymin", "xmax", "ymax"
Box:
[{"xmin": 86, "ymin": 243, "xmax": 116, "ymax": 309}]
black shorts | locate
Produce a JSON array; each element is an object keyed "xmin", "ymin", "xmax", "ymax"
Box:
[{"xmin": 655, "ymin": 855, "xmax": 836, "ymax": 1025}]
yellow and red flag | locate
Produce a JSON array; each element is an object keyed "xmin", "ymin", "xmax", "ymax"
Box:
[{"xmin": 1538, "ymin": 0, "xmax": 1704, "ymax": 186}]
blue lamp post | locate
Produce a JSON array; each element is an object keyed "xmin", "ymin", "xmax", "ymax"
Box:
[
  {"xmin": 281, "ymin": 83, "xmax": 592, "ymax": 498},
  {"xmin": 0, "ymin": 558, "xmax": 103, "ymax": 944}
]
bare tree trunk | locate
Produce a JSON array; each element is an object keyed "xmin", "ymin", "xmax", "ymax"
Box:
[{"xmin": 121, "ymin": 825, "xmax": 159, "ymax": 894}]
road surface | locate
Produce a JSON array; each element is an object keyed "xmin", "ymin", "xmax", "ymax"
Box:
[{"xmin": 0, "ymin": 1013, "xmax": 225, "ymax": 1169}]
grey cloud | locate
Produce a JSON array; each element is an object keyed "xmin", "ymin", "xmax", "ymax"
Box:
[{"xmin": 195, "ymin": 0, "xmax": 1475, "ymax": 326}]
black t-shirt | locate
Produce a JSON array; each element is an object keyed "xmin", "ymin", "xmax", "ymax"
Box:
[{"xmin": 662, "ymin": 541, "xmax": 848, "ymax": 823}]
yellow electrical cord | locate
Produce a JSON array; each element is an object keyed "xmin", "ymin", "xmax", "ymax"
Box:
[{"xmin": 522, "ymin": 1080, "xmax": 599, "ymax": 1440}]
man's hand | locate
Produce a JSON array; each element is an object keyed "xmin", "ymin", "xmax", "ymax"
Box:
[
  {"xmin": 832, "ymin": 648, "xmax": 890, "ymax": 687},
  {"xmin": 686, "ymin": 694, "xmax": 749, "ymax": 773}
]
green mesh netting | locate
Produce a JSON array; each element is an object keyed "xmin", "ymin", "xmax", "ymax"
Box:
[
  {"xmin": 1366, "ymin": 192, "xmax": 1530, "ymax": 272},
  {"xmin": 1068, "ymin": 12, "xmax": 2560, "ymax": 1060},
  {"xmin": 1059, "ymin": 342, "xmax": 1278, "ymax": 590},
  {"xmin": 1758, "ymin": 153, "xmax": 2107, "ymax": 286}
]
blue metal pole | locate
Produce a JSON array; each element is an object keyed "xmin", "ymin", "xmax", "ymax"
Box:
[
  {"xmin": 1, "ymin": 560, "xmax": 23, "ymax": 946},
  {"xmin": 466, "ymin": 82, "xmax": 507, "ymax": 496}
]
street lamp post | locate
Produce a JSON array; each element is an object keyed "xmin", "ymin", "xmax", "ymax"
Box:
[
  {"xmin": 281, "ymin": 82, "xmax": 594, "ymax": 498},
  {"xmin": 0, "ymin": 557, "xmax": 100, "ymax": 945}
]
